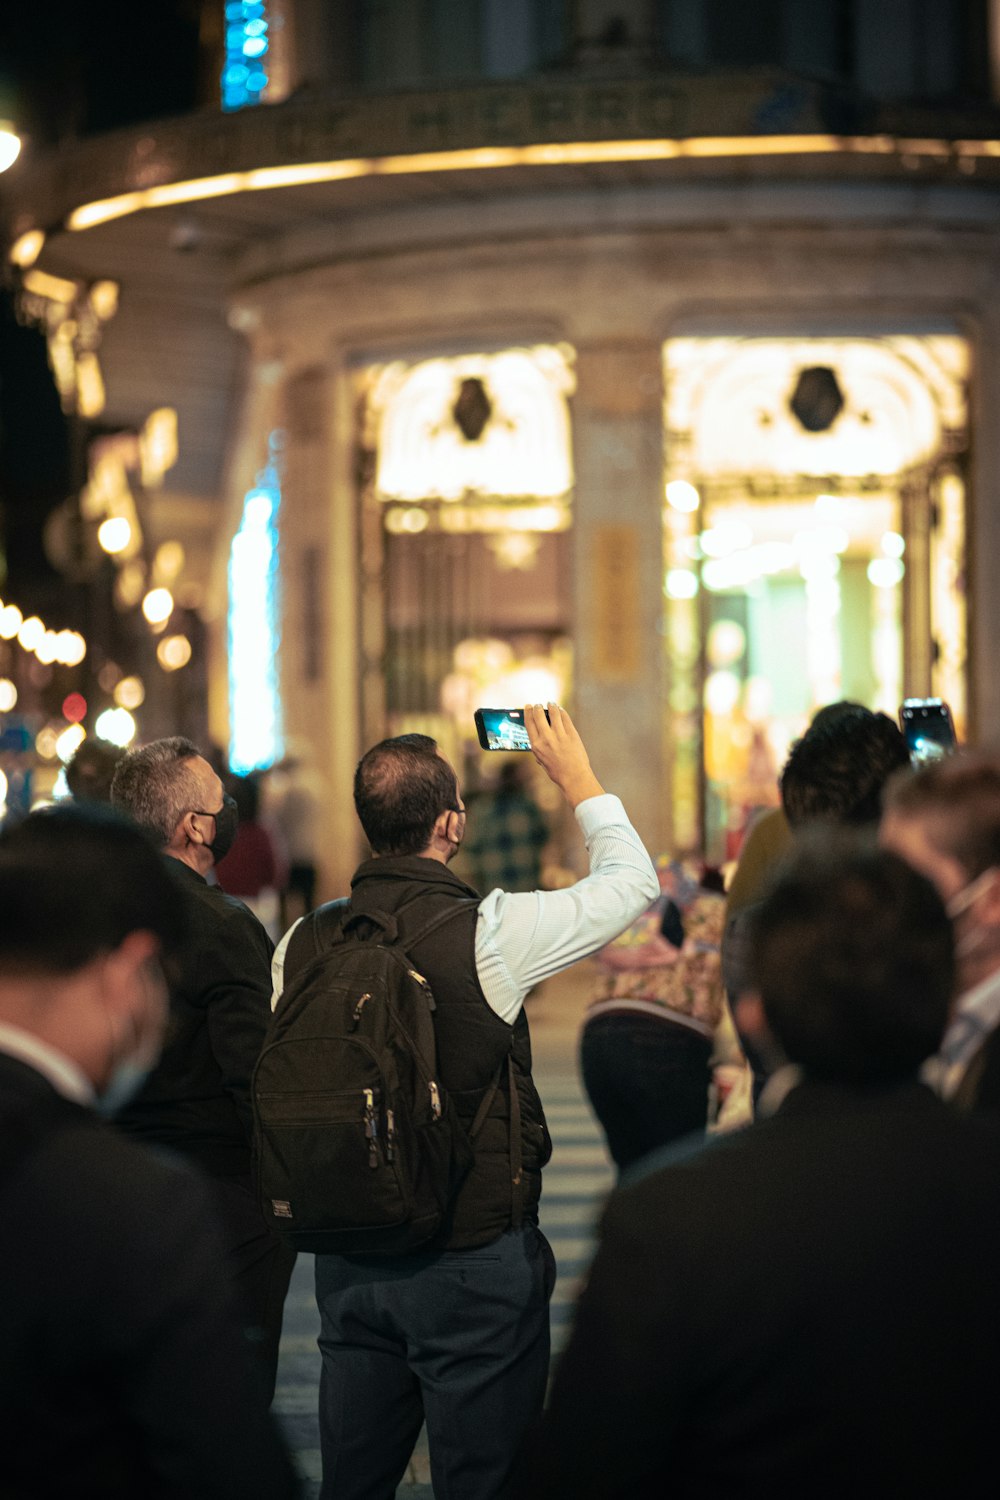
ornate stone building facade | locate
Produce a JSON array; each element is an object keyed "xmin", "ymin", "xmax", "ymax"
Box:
[{"xmin": 6, "ymin": 0, "xmax": 1000, "ymax": 888}]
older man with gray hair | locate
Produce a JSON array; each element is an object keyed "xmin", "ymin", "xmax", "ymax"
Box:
[{"xmin": 111, "ymin": 736, "xmax": 295, "ymax": 1401}]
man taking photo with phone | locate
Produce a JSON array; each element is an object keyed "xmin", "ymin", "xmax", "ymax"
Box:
[{"xmin": 270, "ymin": 703, "xmax": 658, "ymax": 1500}]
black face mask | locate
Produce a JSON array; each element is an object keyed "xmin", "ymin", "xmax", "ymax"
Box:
[{"xmin": 193, "ymin": 793, "xmax": 239, "ymax": 862}]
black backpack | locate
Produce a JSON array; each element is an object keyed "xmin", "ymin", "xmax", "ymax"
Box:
[{"xmin": 252, "ymin": 895, "xmax": 499, "ymax": 1254}]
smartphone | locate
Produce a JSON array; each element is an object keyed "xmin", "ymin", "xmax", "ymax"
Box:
[
  {"xmin": 899, "ymin": 698, "xmax": 957, "ymax": 765},
  {"xmin": 474, "ymin": 708, "xmax": 544, "ymax": 752}
]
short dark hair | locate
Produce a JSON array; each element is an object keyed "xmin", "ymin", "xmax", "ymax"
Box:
[
  {"xmin": 354, "ymin": 734, "xmax": 459, "ymax": 856},
  {"xmin": 882, "ymin": 753, "xmax": 1000, "ymax": 882},
  {"xmin": 0, "ymin": 804, "xmax": 188, "ymax": 978},
  {"xmin": 65, "ymin": 738, "xmax": 125, "ymax": 803},
  {"xmin": 111, "ymin": 736, "xmax": 204, "ymax": 845},
  {"xmin": 780, "ymin": 709, "xmax": 909, "ymax": 829},
  {"xmin": 750, "ymin": 835, "xmax": 953, "ymax": 1085}
]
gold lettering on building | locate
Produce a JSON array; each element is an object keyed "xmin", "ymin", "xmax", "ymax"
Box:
[{"xmin": 592, "ymin": 525, "xmax": 641, "ymax": 682}]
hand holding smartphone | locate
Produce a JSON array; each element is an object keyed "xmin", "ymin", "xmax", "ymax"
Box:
[
  {"xmin": 899, "ymin": 698, "xmax": 957, "ymax": 765},
  {"xmin": 475, "ymin": 704, "xmax": 605, "ymax": 809}
]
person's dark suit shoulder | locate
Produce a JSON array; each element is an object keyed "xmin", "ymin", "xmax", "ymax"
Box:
[
  {"xmin": 0, "ymin": 1071, "xmax": 299, "ymax": 1499},
  {"xmin": 518, "ymin": 1083, "xmax": 1000, "ymax": 1500},
  {"xmin": 170, "ymin": 860, "xmax": 274, "ymax": 960}
]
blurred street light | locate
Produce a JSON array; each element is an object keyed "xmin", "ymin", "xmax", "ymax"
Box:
[
  {"xmin": 142, "ymin": 587, "xmax": 174, "ymax": 625},
  {"xmin": 114, "ymin": 676, "xmax": 145, "ymax": 710},
  {"xmin": 157, "ymin": 634, "xmax": 192, "ymax": 671},
  {"xmin": 95, "ymin": 707, "xmax": 137, "ymax": 747},
  {"xmin": 98, "ymin": 516, "xmax": 132, "ymax": 554},
  {"xmin": 0, "ymin": 122, "xmax": 21, "ymax": 174}
]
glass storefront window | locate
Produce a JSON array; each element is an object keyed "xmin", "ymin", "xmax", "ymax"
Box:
[
  {"xmin": 356, "ymin": 345, "xmax": 575, "ymax": 765},
  {"xmin": 663, "ymin": 335, "xmax": 969, "ymax": 862}
]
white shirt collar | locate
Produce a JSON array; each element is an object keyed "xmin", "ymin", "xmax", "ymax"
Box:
[{"xmin": 0, "ymin": 1022, "xmax": 95, "ymax": 1106}]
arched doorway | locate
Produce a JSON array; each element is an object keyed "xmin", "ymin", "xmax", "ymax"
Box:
[
  {"xmin": 662, "ymin": 334, "xmax": 969, "ymax": 860},
  {"xmin": 354, "ymin": 344, "xmax": 576, "ymax": 784}
]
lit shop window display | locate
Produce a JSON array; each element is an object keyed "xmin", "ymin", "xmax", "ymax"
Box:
[
  {"xmin": 662, "ymin": 335, "xmax": 969, "ymax": 860},
  {"xmin": 356, "ymin": 347, "xmax": 576, "ymax": 754}
]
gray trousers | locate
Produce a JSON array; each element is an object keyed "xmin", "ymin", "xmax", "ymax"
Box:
[{"xmin": 315, "ymin": 1225, "xmax": 555, "ymax": 1500}]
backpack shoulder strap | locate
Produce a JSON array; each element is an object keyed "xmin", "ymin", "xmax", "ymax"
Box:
[
  {"xmin": 282, "ymin": 898, "xmax": 350, "ymax": 982},
  {"xmin": 395, "ymin": 896, "xmax": 481, "ymax": 951},
  {"xmin": 337, "ymin": 891, "xmax": 479, "ymax": 953}
]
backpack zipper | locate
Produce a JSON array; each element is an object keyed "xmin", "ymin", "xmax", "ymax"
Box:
[
  {"xmin": 350, "ymin": 993, "xmax": 372, "ymax": 1030},
  {"xmin": 363, "ymin": 1087, "xmax": 379, "ymax": 1167},
  {"xmin": 429, "ymin": 1080, "xmax": 442, "ymax": 1119},
  {"xmin": 385, "ymin": 1108, "xmax": 396, "ymax": 1161},
  {"xmin": 408, "ymin": 968, "xmax": 436, "ymax": 1011}
]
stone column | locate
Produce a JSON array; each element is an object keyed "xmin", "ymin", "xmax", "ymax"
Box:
[
  {"xmin": 969, "ymin": 301, "xmax": 1000, "ymax": 742},
  {"xmin": 278, "ymin": 356, "xmax": 363, "ymax": 901},
  {"xmin": 571, "ymin": 339, "xmax": 666, "ymax": 859}
]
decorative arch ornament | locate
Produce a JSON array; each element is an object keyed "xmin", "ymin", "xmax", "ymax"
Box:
[
  {"xmin": 369, "ymin": 345, "xmax": 575, "ymax": 502},
  {"xmin": 665, "ymin": 336, "xmax": 967, "ymax": 481}
]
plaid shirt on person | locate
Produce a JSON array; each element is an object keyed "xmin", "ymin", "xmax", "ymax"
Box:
[{"xmin": 464, "ymin": 790, "xmax": 549, "ymax": 894}]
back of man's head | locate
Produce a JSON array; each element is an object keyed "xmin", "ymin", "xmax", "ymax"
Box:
[
  {"xmin": 750, "ymin": 836, "xmax": 953, "ymax": 1086},
  {"xmin": 780, "ymin": 708, "xmax": 909, "ymax": 829},
  {"xmin": 882, "ymin": 752, "xmax": 1000, "ymax": 883},
  {"xmin": 111, "ymin": 736, "xmax": 203, "ymax": 845},
  {"xmin": 0, "ymin": 803, "xmax": 187, "ymax": 981},
  {"xmin": 354, "ymin": 734, "xmax": 459, "ymax": 856}
]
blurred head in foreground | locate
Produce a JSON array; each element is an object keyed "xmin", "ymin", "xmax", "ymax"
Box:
[
  {"xmin": 749, "ymin": 835, "xmax": 953, "ymax": 1086},
  {"xmin": 0, "ymin": 803, "xmax": 187, "ymax": 1098}
]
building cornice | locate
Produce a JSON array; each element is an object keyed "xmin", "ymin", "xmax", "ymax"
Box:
[{"xmin": 7, "ymin": 70, "xmax": 1000, "ymax": 267}]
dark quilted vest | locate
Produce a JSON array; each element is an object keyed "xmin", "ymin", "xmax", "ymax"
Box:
[{"xmin": 285, "ymin": 856, "xmax": 551, "ymax": 1250}]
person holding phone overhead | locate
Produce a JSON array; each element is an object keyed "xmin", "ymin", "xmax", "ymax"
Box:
[
  {"xmin": 898, "ymin": 698, "xmax": 957, "ymax": 764},
  {"xmin": 269, "ymin": 704, "xmax": 657, "ymax": 1500}
]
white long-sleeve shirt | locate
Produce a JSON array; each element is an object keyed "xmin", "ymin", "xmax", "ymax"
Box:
[{"xmin": 271, "ymin": 792, "xmax": 658, "ymax": 1024}]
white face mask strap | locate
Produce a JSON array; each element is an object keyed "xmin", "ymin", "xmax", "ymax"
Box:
[{"xmin": 946, "ymin": 866, "xmax": 998, "ymax": 921}]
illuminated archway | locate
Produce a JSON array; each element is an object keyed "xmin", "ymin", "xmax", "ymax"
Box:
[
  {"xmin": 663, "ymin": 335, "xmax": 969, "ymax": 858},
  {"xmin": 357, "ymin": 345, "xmax": 576, "ymax": 765}
]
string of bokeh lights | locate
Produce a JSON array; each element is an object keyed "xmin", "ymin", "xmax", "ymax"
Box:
[{"xmin": 0, "ymin": 597, "xmax": 87, "ymax": 682}]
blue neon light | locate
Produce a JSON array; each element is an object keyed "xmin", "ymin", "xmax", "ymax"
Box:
[
  {"xmin": 221, "ymin": 1, "xmax": 270, "ymax": 110},
  {"xmin": 228, "ymin": 439, "xmax": 283, "ymax": 775}
]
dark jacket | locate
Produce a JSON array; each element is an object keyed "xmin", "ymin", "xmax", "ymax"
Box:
[
  {"xmin": 0, "ymin": 1053, "xmax": 299, "ymax": 1499},
  {"xmin": 517, "ymin": 1077, "xmax": 1000, "ymax": 1499},
  {"xmin": 115, "ymin": 859, "xmax": 274, "ymax": 1177},
  {"xmin": 286, "ymin": 855, "xmax": 551, "ymax": 1250}
]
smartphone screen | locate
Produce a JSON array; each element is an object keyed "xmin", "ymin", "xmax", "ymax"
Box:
[
  {"xmin": 474, "ymin": 708, "xmax": 533, "ymax": 752},
  {"xmin": 899, "ymin": 698, "xmax": 957, "ymax": 765}
]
